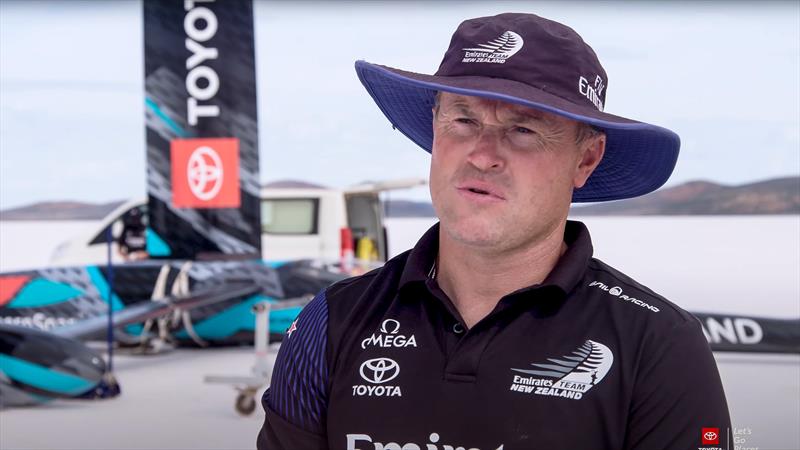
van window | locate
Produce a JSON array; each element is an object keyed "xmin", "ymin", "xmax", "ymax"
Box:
[
  {"xmin": 89, "ymin": 204, "xmax": 148, "ymax": 245},
  {"xmin": 346, "ymin": 194, "xmax": 386, "ymax": 261},
  {"xmin": 261, "ymin": 199, "xmax": 318, "ymax": 235}
]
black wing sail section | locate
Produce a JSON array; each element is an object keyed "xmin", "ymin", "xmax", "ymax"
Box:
[{"xmin": 54, "ymin": 280, "xmax": 260, "ymax": 341}]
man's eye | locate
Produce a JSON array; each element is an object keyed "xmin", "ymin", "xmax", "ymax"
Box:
[
  {"xmin": 515, "ymin": 126, "xmax": 534, "ymax": 134},
  {"xmin": 455, "ymin": 118, "xmax": 475, "ymax": 125}
]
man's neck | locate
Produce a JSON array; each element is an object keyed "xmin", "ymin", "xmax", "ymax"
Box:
[{"xmin": 435, "ymin": 222, "xmax": 567, "ymax": 329}]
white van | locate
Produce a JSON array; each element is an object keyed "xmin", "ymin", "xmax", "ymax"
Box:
[{"xmin": 50, "ymin": 179, "xmax": 426, "ymax": 266}]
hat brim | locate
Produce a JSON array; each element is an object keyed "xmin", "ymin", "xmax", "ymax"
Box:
[{"xmin": 355, "ymin": 60, "xmax": 680, "ymax": 203}]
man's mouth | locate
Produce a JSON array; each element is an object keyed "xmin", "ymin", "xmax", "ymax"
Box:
[{"xmin": 456, "ymin": 182, "xmax": 505, "ymax": 200}]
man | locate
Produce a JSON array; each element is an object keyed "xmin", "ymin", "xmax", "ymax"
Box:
[
  {"xmin": 117, "ymin": 207, "xmax": 148, "ymax": 261},
  {"xmin": 258, "ymin": 13, "xmax": 730, "ymax": 450}
]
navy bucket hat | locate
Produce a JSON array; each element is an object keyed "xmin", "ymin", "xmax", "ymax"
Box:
[{"xmin": 355, "ymin": 13, "xmax": 679, "ymax": 202}]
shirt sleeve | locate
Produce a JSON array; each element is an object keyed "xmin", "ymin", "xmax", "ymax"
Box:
[
  {"xmin": 257, "ymin": 290, "xmax": 329, "ymax": 450},
  {"xmin": 624, "ymin": 317, "xmax": 732, "ymax": 450}
]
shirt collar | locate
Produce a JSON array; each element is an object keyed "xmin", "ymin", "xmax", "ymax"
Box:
[
  {"xmin": 398, "ymin": 222, "xmax": 441, "ymax": 289},
  {"xmin": 398, "ymin": 220, "xmax": 594, "ymax": 298}
]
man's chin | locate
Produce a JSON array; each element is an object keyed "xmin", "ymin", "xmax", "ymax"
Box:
[{"xmin": 440, "ymin": 217, "xmax": 506, "ymax": 248}]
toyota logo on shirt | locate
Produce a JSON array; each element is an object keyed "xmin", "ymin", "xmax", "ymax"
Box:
[{"xmin": 359, "ymin": 358, "xmax": 400, "ymax": 384}]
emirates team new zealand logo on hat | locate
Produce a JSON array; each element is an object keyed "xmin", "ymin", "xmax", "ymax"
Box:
[{"xmin": 462, "ymin": 30, "xmax": 524, "ymax": 64}]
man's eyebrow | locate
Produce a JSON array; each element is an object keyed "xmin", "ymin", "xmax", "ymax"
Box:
[
  {"xmin": 440, "ymin": 100, "xmax": 556, "ymax": 125},
  {"xmin": 442, "ymin": 102, "xmax": 475, "ymax": 116},
  {"xmin": 506, "ymin": 110, "xmax": 553, "ymax": 125}
]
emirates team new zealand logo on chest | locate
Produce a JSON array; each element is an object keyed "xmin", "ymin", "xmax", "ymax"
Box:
[{"xmin": 509, "ymin": 340, "xmax": 614, "ymax": 401}]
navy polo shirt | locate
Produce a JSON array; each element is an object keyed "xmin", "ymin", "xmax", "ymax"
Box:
[{"xmin": 258, "ymin": 221, "xmax": 731, "ymax": 450}]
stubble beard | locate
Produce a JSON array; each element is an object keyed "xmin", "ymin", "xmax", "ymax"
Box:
[
  {"xmin": 434, "ymin": 192, "xmax": 521, "ymax": 253},
  {"xmin": 433, "ymin": 187, "xmax": 566, "ymax": 258}
]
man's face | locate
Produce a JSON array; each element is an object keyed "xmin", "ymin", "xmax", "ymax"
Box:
[{"xmin": 429, "ymin": 92, "xmax": 604, "ymax": 253}]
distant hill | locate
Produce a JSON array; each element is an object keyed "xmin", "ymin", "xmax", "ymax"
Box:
[
  {"xmin": 0, "ymin": 200, "xmax": 125, "ymax": 221},
  {"xmin": 384, "ymin": 200, "xmax": 436, "ymax": 218},
  {"xmin": 386, "ymin": 177, "xmax": 800, "ymax": 217},
  {"xmin": 263, "ymin": 180, "xmax": 326, "ymax": 189},
  {"xmin": 2, "ymin": 176, "xmax": 797, "ymax": 220},
  {"xmin": 571, "ymin": 176, "xmax": 800, "ymax": 215}
]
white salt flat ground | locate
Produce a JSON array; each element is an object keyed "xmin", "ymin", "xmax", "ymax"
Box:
[
  {"xmin": 1, "ymin": 216, "xmax": 799, "ymax": 449},
  {"xmin": 1, "ymin": 347, "xmax": 274, "ymax": 450}
]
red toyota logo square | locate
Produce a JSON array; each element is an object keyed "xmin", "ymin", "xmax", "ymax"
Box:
[
  {"xmin": 701, "ymin": 427, "xmax": 720, "ymax": 445},
  {"xmin": 170, "ymin": 138, "xmax": 240, "ymax": 208}
]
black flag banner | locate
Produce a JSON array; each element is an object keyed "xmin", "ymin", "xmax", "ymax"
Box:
[{"xmin": 143, "ymin": 0, "xmax": 261, "ymax": 259}]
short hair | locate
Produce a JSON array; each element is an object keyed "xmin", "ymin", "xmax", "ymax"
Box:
[
  {"xmin": 575, "ymin": 122, "xmax": 603, "ymax": 146},
  {"xmin": 432, "ymin": 91, "xmax": 442, "ymax": 116}
]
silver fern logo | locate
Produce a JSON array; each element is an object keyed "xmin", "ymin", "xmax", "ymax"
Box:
[
  {"xmin": 462, "ymin": 30, "xmax": 524, "ymax": 64},
  {"xmin": 509, "ymin": 340, "xmax": 614, "ymax": 400}
]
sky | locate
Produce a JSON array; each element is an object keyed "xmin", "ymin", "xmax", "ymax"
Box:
[{"xmin": 0, "ymin": 0, "xmax": 798, "ymax": 209}]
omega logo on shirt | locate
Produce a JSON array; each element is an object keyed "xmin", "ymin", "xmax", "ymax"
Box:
[{"xmin": 361, "ymin": 318, "xmax": 418, "ymax": 349}]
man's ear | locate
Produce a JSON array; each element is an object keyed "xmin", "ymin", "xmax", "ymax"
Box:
[{"xmin": 573, "ymin": 134, "xmax": 606, "ymax": 189}]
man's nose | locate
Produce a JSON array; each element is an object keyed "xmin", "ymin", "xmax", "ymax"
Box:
[{"xmin": 466, "ymin": 128, "xmax": 505, "ymax": 172}]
